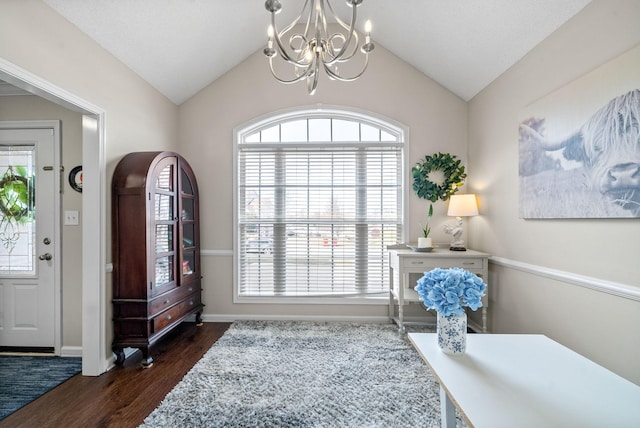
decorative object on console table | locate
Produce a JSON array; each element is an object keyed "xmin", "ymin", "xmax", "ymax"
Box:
[
  {"xmin": 417, "ymin": 203, "xmax": 433, "ymax": 248},
  {"xmin": 111, "ymin": 151, "xmax": 203, "ymax": 368},
  {"xmin": 414, "ymin": 267, "xmax": 487, "ymax": 355},
  {"xmin": 444, "ymin": 194, "xmax": 478, "ymax": 251}
]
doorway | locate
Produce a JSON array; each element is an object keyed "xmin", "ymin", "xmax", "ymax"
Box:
[{"xmin": 0, "ymin": 58, "xmax": 107, "ymax": 376}]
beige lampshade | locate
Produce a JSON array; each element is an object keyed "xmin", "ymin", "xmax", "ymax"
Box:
[{"xmin": 447, "ymin": 194, "xmax": 479, "ymax": 217}]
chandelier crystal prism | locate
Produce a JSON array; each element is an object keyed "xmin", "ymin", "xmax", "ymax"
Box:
[{"xmin": 264, "ymin": 0, "xmax": 374, "ymax": 95}]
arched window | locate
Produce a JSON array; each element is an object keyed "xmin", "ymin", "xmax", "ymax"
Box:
[{"xmin": 234, "ymin": 107, "xmax": 407, "ymax": 300}]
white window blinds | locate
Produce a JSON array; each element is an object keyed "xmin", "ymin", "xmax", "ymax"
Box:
[{"xmin": 236, "ymin": 114, "xmax": 404, "ymax": 298}]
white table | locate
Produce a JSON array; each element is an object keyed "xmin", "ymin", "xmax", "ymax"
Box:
[
  {"xmin": 408, "ymin": 333, "xmax": 640, "ymax": 428},
  {"xmin": 388, "ymin": 248, "xmax": 489, "ymax": 332}
]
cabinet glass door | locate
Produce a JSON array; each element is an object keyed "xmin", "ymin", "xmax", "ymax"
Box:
[
  {"xmin": 180, "ymin": 168, "xmax": 196, "ymax": 279},
  {"xmin": 152, "ymin": 158, "xmax": 177, "ymax": 290}
]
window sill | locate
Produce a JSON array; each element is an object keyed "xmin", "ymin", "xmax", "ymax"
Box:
[{"xmin": 234, "ymin": 294, "xmax": 390, "ymax": 305}]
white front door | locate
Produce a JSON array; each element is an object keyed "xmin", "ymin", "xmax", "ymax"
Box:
[{"xmin": 0, "ymin": 126, "xmax": 57, "ymax": 349}]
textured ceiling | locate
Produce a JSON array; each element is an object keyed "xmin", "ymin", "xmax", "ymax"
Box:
[{"xmin": 42, "ymin": 0, "xmax": 592, "ymax": 105}]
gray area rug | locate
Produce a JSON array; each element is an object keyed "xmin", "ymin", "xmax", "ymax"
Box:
[{"xmin": 141, "ymin": 321, "xmax": 466, "ymax": 427}]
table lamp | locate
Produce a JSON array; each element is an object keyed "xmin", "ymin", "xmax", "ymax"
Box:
[{"xmin": 446, "ymin": 194, "xmax": 478, "ymax": 251}]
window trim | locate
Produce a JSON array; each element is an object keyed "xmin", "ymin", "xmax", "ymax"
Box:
[{"xmin": 233, "ymin": 105, "xmax": 409, "ymax": 304}]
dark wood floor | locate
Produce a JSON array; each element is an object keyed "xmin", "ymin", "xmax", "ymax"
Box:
[{"xmin": 0, "ymin": 322, "xmax": 231, "ymax": 428}]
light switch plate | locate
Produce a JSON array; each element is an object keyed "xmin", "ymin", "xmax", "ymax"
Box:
[{"xmin": 64, "ymin": 210, "xmax": 79, "ymax": 225}]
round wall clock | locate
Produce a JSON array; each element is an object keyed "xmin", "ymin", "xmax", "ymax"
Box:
[{"xmin": 69, "ymin": 165, "xmax": 83, "ymax": 193}]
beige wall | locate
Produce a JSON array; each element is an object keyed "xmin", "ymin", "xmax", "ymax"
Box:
[
  {"xmin": 178, "ymin": 42, "xmax": 468, "ymax": 320},
  {"xmin": 1, "ymin": 0, "xmax": 179, "ymax": 356},
  {"xmin": 468, "ymin": 0, "xmax": 640, "ymax": 384},
  {"xmin": 0, "ymin": 95, "xmax": 84, "ymax": 347}
]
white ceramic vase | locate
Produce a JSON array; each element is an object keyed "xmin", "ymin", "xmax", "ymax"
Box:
[
  {"xmin": 437, "ymin": 311, "xmax": 467, "ymax": 355},
  {"xmin": 418, "ymin": 237, "xmax": 432, "ymax": 248}
]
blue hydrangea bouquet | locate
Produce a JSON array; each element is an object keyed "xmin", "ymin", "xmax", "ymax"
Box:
[{"xmin": 414, "ymin": 267, "xmax": 487, "ymax": 316}]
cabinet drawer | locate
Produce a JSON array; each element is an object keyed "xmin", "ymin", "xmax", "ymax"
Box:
[
  {"xmin": 402, "ymin": 257, "xmax": 483, "ymax": 270},
  {"xmin": 152, "ymin": 294, "xmax": 201, "ymax": 333},
  {"xmin": 150, "ymin": 283, "xmax": 200, "ymax": 316}
]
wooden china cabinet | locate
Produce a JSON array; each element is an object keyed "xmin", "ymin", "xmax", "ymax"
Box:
[{"xmin": 111, "ymin": 151, "xmax": 203, "ymax": 368}]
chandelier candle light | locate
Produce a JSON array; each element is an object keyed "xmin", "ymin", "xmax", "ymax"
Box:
[{"xmin": 264, "ymin": 0, "xmax": 374, "ymax": 95}]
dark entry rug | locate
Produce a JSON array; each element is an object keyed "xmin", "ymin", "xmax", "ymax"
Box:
[{"xmin": 0, "ymin": 356, "xmax": 82, "ymax": 420}]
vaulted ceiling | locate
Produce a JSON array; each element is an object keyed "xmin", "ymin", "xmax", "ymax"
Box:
[{"xmin": 41, "ymin": 0, "xmax": 592, "ymax": 105}]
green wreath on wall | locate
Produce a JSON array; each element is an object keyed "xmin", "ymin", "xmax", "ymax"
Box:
[{"xmin": 412, "ymin": 152, "xmax": 467, "ymax": 202}]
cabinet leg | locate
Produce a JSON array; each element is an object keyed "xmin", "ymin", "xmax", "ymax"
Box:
[
  {"xmin": 196, "ymin": 311, "xmax": 203, "ymax": 326},
  {"xmin": 113, "ymin": 347, "xmax": 125, "ymax": 366},
  {"xmin": 140, "ymin": 347, "xmax": 154, "ymax": 369}
]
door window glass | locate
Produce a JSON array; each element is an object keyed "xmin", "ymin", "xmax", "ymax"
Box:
[{"xmin": 0, "ymin": 147, "xmax": 35, "ymax": 274}]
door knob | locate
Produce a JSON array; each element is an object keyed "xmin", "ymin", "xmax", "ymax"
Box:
[{"xmin": 39, "ymin": 253, "xmax": 52, "ymax": 261}]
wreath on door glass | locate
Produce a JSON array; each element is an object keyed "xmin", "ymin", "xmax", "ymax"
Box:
[
  {"xmin": 0, "ymin": 166, "xmax": 33, "ymax": 223},
  {"xmin": 412, "ymin": 152, "xmax": 467, "ymax": 202},
  {"xmin": 0, "ymin": 165, "xmax": 33, "ymax": 253}
]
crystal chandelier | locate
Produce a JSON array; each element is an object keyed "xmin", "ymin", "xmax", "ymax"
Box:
[{"xmin": 263, "ymin": 0, "xmax": 374, "ymax": 95}]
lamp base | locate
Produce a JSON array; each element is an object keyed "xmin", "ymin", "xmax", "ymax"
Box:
[{"xmin": 449, "ymin": 246, "xmax": 467, "ymax": 251}]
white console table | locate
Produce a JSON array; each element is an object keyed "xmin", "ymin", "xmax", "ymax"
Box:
[
  {"xmin": 409, "ymin": 333, "xmax": 640, "ymax": 428},
  {"xmin": 388, "ymin": 248, "xmax": 489, "ymax": 332}
]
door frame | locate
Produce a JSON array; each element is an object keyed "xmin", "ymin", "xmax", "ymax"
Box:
[
  {"xmin": 0, "ymin": 120, "xmax": 61, "ymax": 353},
  {"xmin": 0, "ymin": 58, "xmax": 108, "ymax": 376}
]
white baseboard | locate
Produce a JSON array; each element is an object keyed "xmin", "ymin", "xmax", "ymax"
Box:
[{"xmin": 60, "ymin": 346, "xmax": 82, "ymax": 357}]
